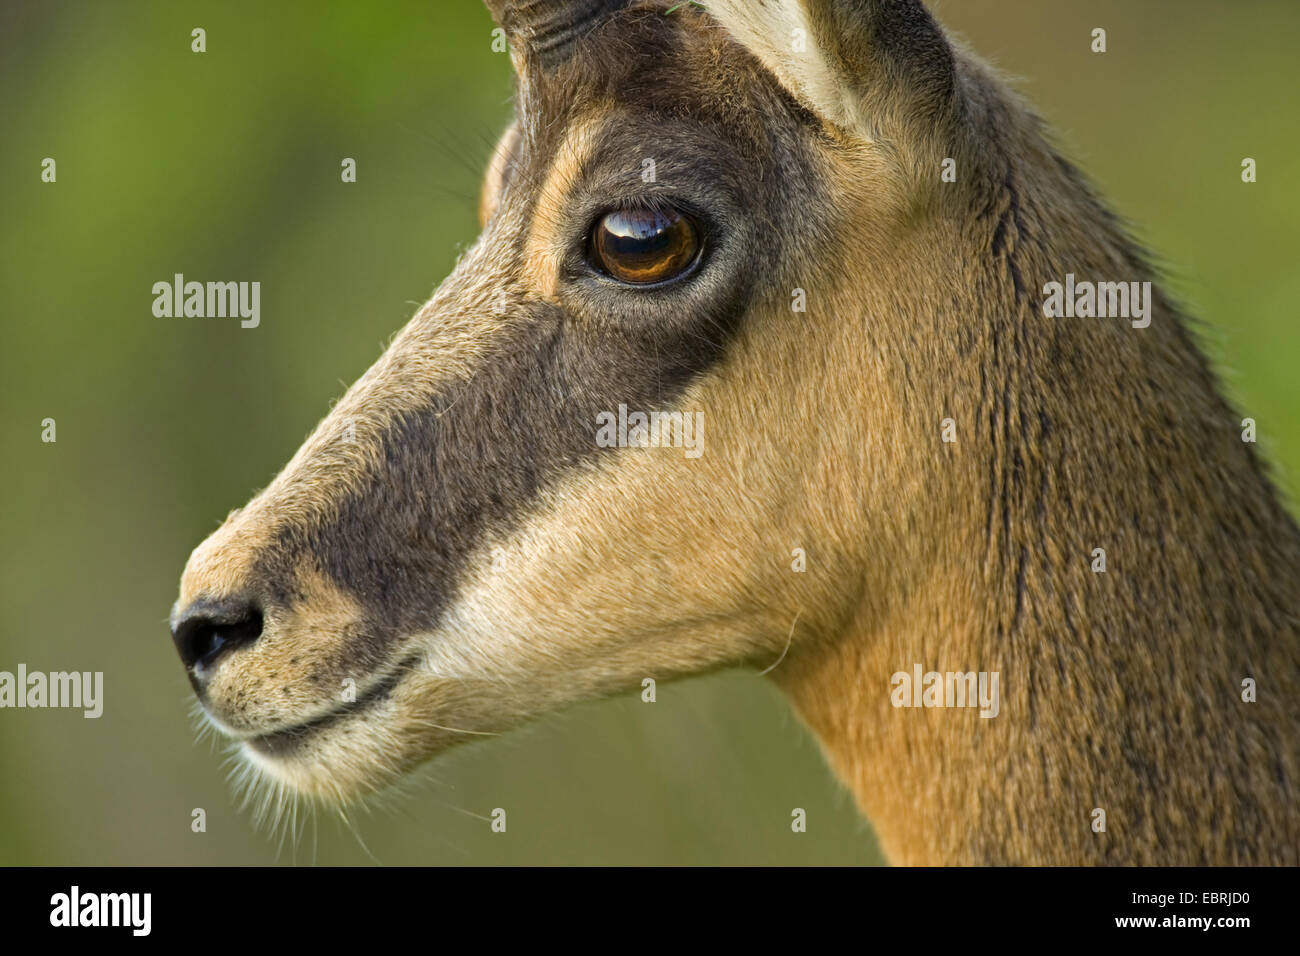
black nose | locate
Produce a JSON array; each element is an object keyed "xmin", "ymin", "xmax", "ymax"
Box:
[{"xmin": 171, "ymin": 597, "xmax": 264, "ymax": 678}]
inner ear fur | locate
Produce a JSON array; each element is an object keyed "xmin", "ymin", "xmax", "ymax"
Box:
[{"xmin": 702, "ymin": 0, "xmax": 961, "ymax": 148}]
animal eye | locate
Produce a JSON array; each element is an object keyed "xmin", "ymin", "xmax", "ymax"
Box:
[{"xmin": 589, "ymin": 207, "xmax": 701, "ymax": 285}]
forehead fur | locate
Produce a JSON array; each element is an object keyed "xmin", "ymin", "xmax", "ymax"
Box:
[{"xmin": 514, "ymin": 2, "xmax": 826, "ymax": 157}]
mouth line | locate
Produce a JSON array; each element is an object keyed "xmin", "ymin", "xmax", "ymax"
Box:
[{"xmin": 243, "ymin": 654, "xmax": 419, "ymax": 758}]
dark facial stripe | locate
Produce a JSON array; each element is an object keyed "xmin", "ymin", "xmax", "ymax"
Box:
[{"xmin": 256, "ymin": 290, "xmax": 745, "ymax": 650}]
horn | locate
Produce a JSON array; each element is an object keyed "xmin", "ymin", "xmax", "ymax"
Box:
[{"xmin": 489, "ymin": 0, "xmax": 631, "ymax": 68}]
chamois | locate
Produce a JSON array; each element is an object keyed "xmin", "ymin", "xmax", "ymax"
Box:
[{"xmin": 171, "ymin": 0, "xmax": 1300, "ymax": 864}]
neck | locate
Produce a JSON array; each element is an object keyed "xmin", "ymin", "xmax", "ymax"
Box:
[
  {"xmin": 775, "ymin": 263, "xmax": 1300, "ymax": 862},
  {"xmin": 779, "ymin": 529, "xmax": 1300, "ymax": 865},
  {"xmin": 774, "ymin": 96, "xmax": 1300, "ymax": 861}
]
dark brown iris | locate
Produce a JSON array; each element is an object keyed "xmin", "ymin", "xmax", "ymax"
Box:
[{"xmin": 590, "ymin": 208, "xmax": 700, "ymax": 284}]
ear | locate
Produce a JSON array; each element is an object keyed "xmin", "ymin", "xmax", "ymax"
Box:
[{"xmin": 703, "ymin": 0, "xmax": 959, "ymax": 146}]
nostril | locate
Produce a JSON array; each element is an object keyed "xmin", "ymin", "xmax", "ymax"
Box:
[{"xmin": 171, "ymin": 598, "xmax": 264, "ymax": 677}]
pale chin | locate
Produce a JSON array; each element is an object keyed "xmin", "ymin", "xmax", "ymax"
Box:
[
  {"xmin": 234, "ymin": 722, "xmax": 403, "ymax": 808},
  {"xmin": 228, "ymin": 690, "xmax": 417, "ymax": 809}
]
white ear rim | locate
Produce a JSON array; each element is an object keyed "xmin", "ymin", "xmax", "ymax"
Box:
[{"xmin": 703, "ymin": 0, "xmax": 877, "ymax": 141}]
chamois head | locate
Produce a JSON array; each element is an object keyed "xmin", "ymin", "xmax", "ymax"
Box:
[
  {"xmin": 171, "ymin": 0, "xmax": 1300, "ymax": 862},
  {"xmin": 175, "ymin": 0, "xmax": 935, "ymax": 803}
]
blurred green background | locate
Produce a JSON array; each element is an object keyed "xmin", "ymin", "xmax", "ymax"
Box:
[{"xmin": 0, "ymin": 0, "xmax": 1296, "ymax": 865}]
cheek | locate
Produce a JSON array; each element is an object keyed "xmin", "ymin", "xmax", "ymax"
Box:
[{"xmin": 423, "ymin": 443, "xmax": 777, "ymax": 669}]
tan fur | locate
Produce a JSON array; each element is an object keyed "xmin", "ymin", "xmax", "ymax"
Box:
[
  {"xmin": 519, "ymin": 114, "xmax": 604, "ymax": 301},
  {"xmin": 176, "ymin": 1, "xmax": 1300, "ymax": 863},
  {"xmin": 199, "ymin": 566, "xmax": 367, "ymax": 735},
  {"xmin": 479, "ymin": 122, "xmax": 519, "ymax": 228},
  {"xmin": 179, "ymin": 511, "xmax": 272, "ymax": 611}
]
